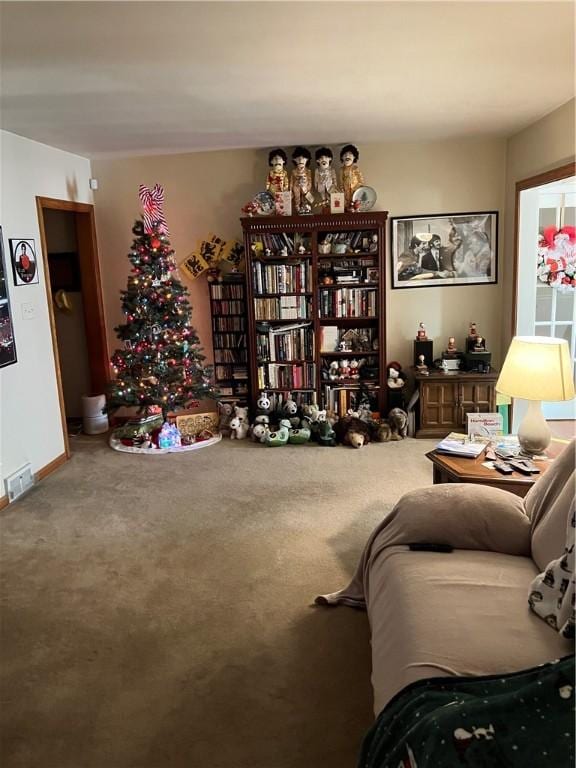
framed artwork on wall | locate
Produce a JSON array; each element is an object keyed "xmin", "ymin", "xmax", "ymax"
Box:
[
  {"xmin": 391, "ymin": 211, "xmax": 498, "ymax": 289},
  {"xmin": 0, "ymin": 227, "xmax": 18, "ymax": 368},
  {"xmin": 9, "ymin": 237, "xmax": 39, "ymax": 285}
]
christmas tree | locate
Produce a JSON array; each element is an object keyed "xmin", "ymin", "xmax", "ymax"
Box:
[{"xmin": 109, "ymin": 185, "xmax": 215, "ymax": 420}]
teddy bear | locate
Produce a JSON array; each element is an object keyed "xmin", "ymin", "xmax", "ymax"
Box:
[
  {"xmin": 229, "ymin": 407, "xmax": 250, "ymax": 440},
  {"xmin": 387, "ymin": 362, "xmax": 406, "ymax": 389},
  {"xmin": 217, "ymin": 401, "xmax": 234, "ymax": 436},
  {"xmin": 349, "ymin": 359, "xmax": 361, "ymax": 380},
  {"xmin": 334, "ymin": 415, "xmax": 373, "ymax": 449},
  {"xmin": 338, "ymin": 359, "xmax": 350, "ymax": 380},
  {"xmin": 328, "ymin": 361, "xmax": 339, "ymax": 381}
]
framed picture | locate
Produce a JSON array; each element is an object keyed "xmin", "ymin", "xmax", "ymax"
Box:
[
  {"xmin": 391, "ymin": 211, "xmax": 498, "ymax": 288},
  {"xmin": 0, "ymin": 227, "xmax": 18, "ymax": 368},
  {"xmin": 366, "ymin": 267, "xmax": 379, "ymax": 284},
  {"xmin": 9, "ymin": 238, "xmax": 39, "ymax": 285}
]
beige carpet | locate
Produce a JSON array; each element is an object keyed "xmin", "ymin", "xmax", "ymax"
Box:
[{"xmin": 1, "ymin": 435, "xmax": 436, "ymax": 768}]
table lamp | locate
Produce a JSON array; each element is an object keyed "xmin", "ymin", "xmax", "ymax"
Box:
[{"xmin": 496, "ymin": 336, "xmax": 575, "ymax": 455}]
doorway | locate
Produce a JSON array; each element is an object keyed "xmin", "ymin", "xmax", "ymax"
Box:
[
  {"xmin": 513, "ymin": 163, "xmax": 576, "ymax": 429},
  {"xmin": 36, "ymin": 198, "xmax": 108, "ymax": 453}
]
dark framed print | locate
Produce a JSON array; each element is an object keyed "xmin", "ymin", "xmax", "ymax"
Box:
[
  {"xmin": 391, "ymin": 211, "xmax": 498, "ymax": 288},
  {"xmin": 0, "ymin": 228, "xmax": 18, "ymax": 368},
  {"xmin": 9, "ymin": 237, "xmax": 39, "ymax": 285}
]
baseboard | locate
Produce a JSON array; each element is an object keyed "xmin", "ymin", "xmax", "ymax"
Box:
[
  {"xmin": 36, "ymin": 452, "xmax": 68, "ymax": 481},
  {"xmin": 0, "ymin": 495, "xmax": 9, "ymax": 511}
]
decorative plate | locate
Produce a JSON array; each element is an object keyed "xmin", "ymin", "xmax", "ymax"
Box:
[
  {"xmin": 352, "ymin": 186, "xmax": 377, "ymax": 212},
  {"xmin": 253, "ymin": 191, "xmax": 276, "ymax": 215}
]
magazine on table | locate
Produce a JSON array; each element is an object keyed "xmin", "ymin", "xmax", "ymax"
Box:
[{"xmin": 435, "ymin": 438, "xmax": 486, "ymax": 458}]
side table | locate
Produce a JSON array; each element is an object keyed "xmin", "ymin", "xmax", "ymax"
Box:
[{"xmin": 425, "ymin": 445, "xmax": 561, "ymax": 498}]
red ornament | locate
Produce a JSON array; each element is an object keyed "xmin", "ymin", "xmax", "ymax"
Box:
[{"xmin": 151, "ymin": 237, "xmax": 161, "ymax": 249}]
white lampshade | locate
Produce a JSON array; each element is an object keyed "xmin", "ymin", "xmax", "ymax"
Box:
[
  {"xmin": 497, "ymin": 336, "xmax": 575, "ymax": 455},
  {"xmin": 496, "ymin": 336, "xmax": 574, "ymax": 402}
]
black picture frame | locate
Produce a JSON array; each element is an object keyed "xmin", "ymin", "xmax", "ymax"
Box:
[
  {"xmin": 0, "ymin": 227, "xmax": 18, "ymax": 368},
  {"xmin": 391, "ymin": 211, "xmax": 498, "ymax": 289},
  {"xmin": 9, "ymin": 237, "xmax": 39, "ymax": 286}
]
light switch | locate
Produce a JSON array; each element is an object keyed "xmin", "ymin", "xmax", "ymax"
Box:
[{"xmin": 21, "ymin": 303, "xmax": 36, "ymax": 320}]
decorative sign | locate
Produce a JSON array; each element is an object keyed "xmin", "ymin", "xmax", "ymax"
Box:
[{"xmin": 175, "ymin": 411, "xmax": 219, "ymax": 438}]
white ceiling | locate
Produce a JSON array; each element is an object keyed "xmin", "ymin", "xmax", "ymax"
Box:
[{"xmin": 1, "ymin": 1, "xmax": 574, "ymax": 158}]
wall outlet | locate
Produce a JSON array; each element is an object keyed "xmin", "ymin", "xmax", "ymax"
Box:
[
  {"xmin": 5, "ymin": 464, "xmax": 35, "ymax": 502},
  {"xmin": 21, "ymin": 303, "xmax": 36, "ymax": 320}
]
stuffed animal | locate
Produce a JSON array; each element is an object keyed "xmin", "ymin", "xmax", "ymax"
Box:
[
  {"xmin": 339, "ymin": 359, "xmax": 350, "ymax": 380},
  {"xmin": 371, "ymin": 420, "xmax": 397, "ymax": 442},
  {"xmin": 334, "ymin": 415, "xmax": 373, "ymax": 448},
  {"xmin": 256, "ymin": 392, "xmax": 273, "ymax": 414},
  {"xmin": 217, "ymin": 401, "xmax": 234, "ymax": 435},
  {"xmin": 388, "ymin": 407, "xmax": 409, "ymax": 438},
  {"xmin": 229, "ymin": 413, "xmax": 249, "ymax": 440},
  {"xmin": 328, "ymin": 361, "xmax": 339, "ymax": 381},
  {"xmin": 281, "ymin": 398, "xmax": 300, "ymax": 427},
  {"xmin": 288, "ymin": 420, "xmax": 311, "ymax": 444},
  {"xmin": 264, "ymin": 422, "xmax": 290, "ymax": 447},
  {"xmin": 349, "ymin": 359, "xmax": 361, "ymax": 380},
  {"xmin": 387, "ymin": 361, "xmax": 406, "ymax": 389},
  {"xmin": 316, "ymin": 420, "xmax": 336, "ymax": 447},
  {"xmin": 357, "ymin": 402, "xmax": 373, "ymax": 422},
  {"xmin": 250, "ymin": 422, "xmax": 269, "ymax": 442}
]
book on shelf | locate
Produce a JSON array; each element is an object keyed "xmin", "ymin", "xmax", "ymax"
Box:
[{"xmin": 435, "ymin": 439, "xmax": 486, "ymax": 458}]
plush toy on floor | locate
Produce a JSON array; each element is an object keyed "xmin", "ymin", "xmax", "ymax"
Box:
[
  {"xmin": 288, "ymin": 420, "xmax": 311, "ymax": 444},
  {"xmin": 388, "ymin": 407, "xmax": 409, "ymax": 438},
  {"xmin": 229, "ymin": 405, "xmax": 250, "ymax": 440},
  {"xmin": 218, "ymin": 401, "xmax": 235, "ymax": 436},
  {"xmin": 334, "ymin": 415, "xmax": 373, "ymax": 448},
  {"xmin": 264, "ymin": 419, "xmax": 290, "ymax": 447},
  {"xmin": 316, "ymin": 419, "xmax": 336, "ymax": 447}
]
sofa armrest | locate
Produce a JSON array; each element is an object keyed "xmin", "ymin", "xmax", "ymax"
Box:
[{"xmin": 386, "ymin": 483, "xmax": 531, "ymax": 556}]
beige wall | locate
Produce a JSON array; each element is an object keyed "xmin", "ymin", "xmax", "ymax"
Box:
[
  {"xmin": 0, "ymin": 130, "xmax": 93, "ymax": 487},
  {"xmin": 503, "ymin": 99, "xmax": 576, "ymax": 350},
  {"xmin": 93, "ymin": 136, "xmax": 507, "ymax": 373}
]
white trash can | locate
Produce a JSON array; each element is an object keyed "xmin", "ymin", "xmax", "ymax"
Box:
[{"xmin": 82, "ymin": 394, "xmax": 109, "ymax": 435}]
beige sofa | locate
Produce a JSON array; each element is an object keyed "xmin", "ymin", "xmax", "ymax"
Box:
[{"xmin": 317, "ymin": 440, "xmax": 574, "ymax": 715}]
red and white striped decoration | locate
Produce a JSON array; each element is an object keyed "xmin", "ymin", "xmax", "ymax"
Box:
[{"xmin": 139, "ymin": 184, "xmax": 169, "ymax": 236}]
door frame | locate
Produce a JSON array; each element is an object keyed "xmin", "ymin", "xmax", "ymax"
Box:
[
  {"xmin": 36, "ymin": 197, "xmax": 109, "ymax": 456},
  {"xmin": 512, "ymin": 161, "xmax": 576, "ymax": 336}
]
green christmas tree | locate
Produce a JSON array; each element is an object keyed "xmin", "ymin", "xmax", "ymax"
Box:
[{"xmin": 109, "ymin": 214, "xmax": 214, "ymax": 421}]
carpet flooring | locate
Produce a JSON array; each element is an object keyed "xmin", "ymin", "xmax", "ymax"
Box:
[{"xmin": 1, "ymin": 435, "xmax": 436, "ymax": 768}]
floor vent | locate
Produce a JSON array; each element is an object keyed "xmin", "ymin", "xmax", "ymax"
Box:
[{"xmin": 5, "ymin": 464, "xmax": 35, "ymax": 502}]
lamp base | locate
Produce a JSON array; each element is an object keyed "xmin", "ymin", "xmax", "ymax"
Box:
[{"xmin": 517, "ymin": 400, "xmax": 551, "ymax": 456}]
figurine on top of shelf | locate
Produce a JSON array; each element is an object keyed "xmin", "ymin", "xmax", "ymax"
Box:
[
  {"xmin": 339, "ymin": 144, "xmax": 365, "ymax": 210},
  {"xmin": 266, "ymin": 149, "xmax": 290, "ymax": 196},
  {"xmin": 291, "ymin": 146, "xmax": 314, "ymax": 214},
  {"xmin": 447, "ymin": 336, "xmax": 458, "ymax": 354},
  {"xmin": 474, "ymin": 335, "xmax": 486, "ymax": 351},
  {"xmin": 314, "ymin": 147, "xmax": 338, "ymax": 209},
  {"xmin": 415, "ymin": 354, "xmax": 429, "ymax": 374},
  {"xmin": 416, "ymin": 321, "xmax": 428, "ymax": 340},
  {"xmin": 468, "ymin": 322, "xmax": 478, "ymax": 340}
]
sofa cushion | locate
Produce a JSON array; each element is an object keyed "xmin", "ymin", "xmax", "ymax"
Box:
[
  {"xmin": 367, "ymin": 547, "xmax": 573, "ymax": 715},
  {"xmin": 526, "ymin": 439, "xmax": 575, "ymax": 571}
]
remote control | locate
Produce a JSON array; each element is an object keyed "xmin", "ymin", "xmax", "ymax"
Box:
[
  {"xmin": 493, "ymin": 461, "xmax": 514, "ymax": 475},
  {"xmin": 408, "ymin": 543, "xmax": 453, "ymax": 553},
  {"xmin": 508, "ymin": 459, "xmax": 540, "ymax": 475}
]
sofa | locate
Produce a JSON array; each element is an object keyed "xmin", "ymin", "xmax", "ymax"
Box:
[{"xmin": 317, "ymin": 439, "xmax": 574, "ymax": 717}]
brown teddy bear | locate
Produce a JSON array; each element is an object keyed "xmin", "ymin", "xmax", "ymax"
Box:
[
  {"xmin": 388, "ymin": 408, "xmax": 408, "ymax": 439},
  {"xmin": 334, "ymin": 415, "xmax": 373, "ymax": 449}
]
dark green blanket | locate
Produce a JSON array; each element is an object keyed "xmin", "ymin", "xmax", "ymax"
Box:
[{"xmin": 360, "ymin": 656, "xmax": 574, "ymax": 768}]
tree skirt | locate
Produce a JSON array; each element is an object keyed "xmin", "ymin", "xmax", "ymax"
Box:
[{"xmin": 109, "ymin": 433, "xmax": 222, "ymax": 455}]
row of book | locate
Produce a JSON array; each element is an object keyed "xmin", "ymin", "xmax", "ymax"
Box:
[
  {"xmin": 214, "ymin": 348, "xmax": 248, "ymax": 364},
  {"xmin": 254, "ymin": 296, "xmax": 310, "ymax": 321},
  {"xmin": 322, "ymin": 384, "xmax": 380, "ymax": 416},
  {"xmin": 210, "ymin": 283, "xmax": 244, "ymax": 300},
  {"xmin": 252, "ymin": 262, "xmax": 312, "ymax": 295},
  {"xmin": 218, "ymin": 383, "xmax": 249, "ymax": 397},
  {"xmin": 213, "ymin": 332, "xmax": 246, "ymax": 349},
  {"xmin": 256, "ymin": 324, "xmax": 314, "ymax": 362},
  {"xmin": 211, "ymin": 300, "xmax": 245, "ymax": 315},
  {"xmin": 213, "ymin": 316, "xmax": 246, "ymax": 332},
  {"xmin": 257, "ymin": 363, "xmax": 317, "ymax": 390},
  {"xmin": 319, "ymin": 288, "xmax": 378, "ymax": 318}
]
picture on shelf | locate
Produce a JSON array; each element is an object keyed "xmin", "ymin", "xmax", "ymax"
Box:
[
  {"xmin": 0, "ymin": 227, "xmax": 17, "ymax": 368},
  {"xmin": 391, "ymin": 211, "xmax": 498, "ymax": 288}
]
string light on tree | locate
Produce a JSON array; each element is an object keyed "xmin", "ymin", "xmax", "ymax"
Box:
[{"xmin": 108, "ymin": 184, "xmax": 216, "ymax": 422}]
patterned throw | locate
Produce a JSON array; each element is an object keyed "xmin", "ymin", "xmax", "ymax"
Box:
[
  {"xmin": 138, "ymin": 184, "xmax": 169, "ymax": 236},
  {"xmin": 529, "ymin": 503, "xmax": 575, "ymax": 639},
  {"xmin": 360, "ymin": 657, "xmax": 574, "ymax": 768}
]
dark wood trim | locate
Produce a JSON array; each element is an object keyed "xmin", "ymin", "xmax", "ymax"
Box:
[
  {"xmin": 36, "ymin": 198, "xmax": 71, "ymax": 459},
  {"xmin": 0, "ymin": 495, "xmax": 9, "ymax": 511},
  {"xmin": 511, "ymin": 161, "xmax": 576, "ymax": 338},
  {"xmin": 36, "ymin": 452, "xmax": 68, "ymax": 481}
]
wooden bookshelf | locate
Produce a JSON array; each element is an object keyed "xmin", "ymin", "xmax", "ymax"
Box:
[
  {"xmin": 241, "ymin": 212, "xmax": 388, "ymax": 415},
  {"xmin": 208, "ymin": 277, "xmax": 250, "ymax": 403}
]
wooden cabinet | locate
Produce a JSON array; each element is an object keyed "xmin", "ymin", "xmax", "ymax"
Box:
[
  {"xmin": 241, "ymin": 212, "xmax": 388, "ymax": 415},
  {"xmin": 415, "ymin": 370, "xmax": 498, "ymax": 438}
]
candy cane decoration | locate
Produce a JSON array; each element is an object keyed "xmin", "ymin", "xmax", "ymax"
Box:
[{"xmin": 139, "ymin": 184, "xmax": 169, "ymax": 236}]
